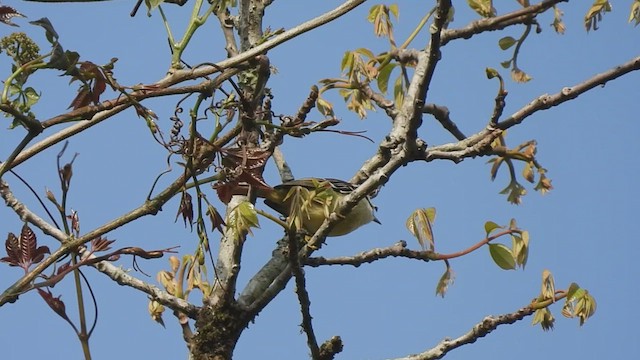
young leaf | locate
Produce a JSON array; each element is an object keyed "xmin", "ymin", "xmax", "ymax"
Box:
[
  {"xmin": 175, "ymin": 191, "xmax": 194, "ymax": 230},
  {"xmin": 37, "ymin": 288, "xmax": 70, "ymax": 322},
  {"xmin": 484, "ymin": 221, "xmax": 501, "ymax": 236},
  {"xmin": 0, "ymin": 6, "xmax": 26, "ymax": 27},
  {"xmin": 435, "ymin": 266, "xmax": 455, "ymax": 297},
  {"xmin": 485, "ymin": 67, "xmax": 499, "ymax": 79},
  {"xmin": 488, "ymin": 243, "xmax": 515, "ymax": 270},
  {"xmin": 540, "ymin": 269, "xmax": 555, "ymax": 300},
  {"xmin": 498, "ymin": 36, "xmax": 516, "ymax": 50},
  {"xmin": 377, "ymin": 62, "xmax": 396, "ymax": 94},
  {"xmin": 585, "ymin": 0, "xmax": 612, "ymax": 31},
  {"xmin": 29, "ymin": 18, "xmax": 59, "ymax": 44},
  {"xmin": 511, "ymin": 67, "xmax": 532, "ymax": 83},
  {"xmin": 406, "ymin": 207, "xmax": 436, "ymax": 250},
  {"xmin": 630, "ymin": 0, "xmax": 640, "ymax": 25},
  {"xmin": 467, "ymin": 0, "xmax": 496, "ymax": 17}
]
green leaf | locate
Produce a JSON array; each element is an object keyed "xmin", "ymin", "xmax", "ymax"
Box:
[
  {"xmin": 23, "ymin": 87, "xmax": 40, "ymax": 108},
  {"xmin": 29, "ymin": 18, "xmax": 59, "ymax": 44},
  {"xmin": 513, "ymin": 230, "xmax": 529, "ymax": 268},
  {"xmin": 316, "ymin": 97, "xmax": 334, "ymax": 117},
  {"xmin": 566, "ymin": 283, "xmax": 581, "ymax": 300},
  {"xmin": 485, "ymin": 67, "xmax": 499, "ymax": 79},
  {"xmin": 388, "ymin": 4, "xmax": 399, "ymax": 19},
  {"xmin": 488, "ymin": 243, "xmax": 516, "ymax": 270},
  {"xmin": 341, "ymin": 51, "xmax": 355, "ymax": 75},
  {"xmin": 498, "ymin": 36, "xmax": 516, "ymax": 50},
  {"xmin": 488, "ymin": 157, "xmax": 503, "ymax": 180},
  {"xmin": 354, "ymin": 47, "xmax": 375, "ymax": 60},
  {"xmin": 484, "ymin": 221, "xmax": 501, "ymax": 236},
  {"xmin": 467, "ymin": 0, "xmax": 496, "ymax": 17},
  {"xmin": 500, "ymin": 60, "xmax": 512, "ymax": 69},
  {"xmin": 377, "ymin": 63, "xmax": 396, "ymax": 94},
  {"xmin": 393, "ymin": 75, "xmax": 404, "ymax": 108}
]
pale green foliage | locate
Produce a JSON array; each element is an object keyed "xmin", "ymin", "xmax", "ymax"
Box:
[
  {"xmin": 467, "ymin": 0, "xmax": 496, "ymax": 17},
  {"xmin": 406, "ymin": 207, "xmax": 436, "ymax": 251},
  {"xmin": 585, "ymin": 0, "xmax": 612, "ymax": 31}
]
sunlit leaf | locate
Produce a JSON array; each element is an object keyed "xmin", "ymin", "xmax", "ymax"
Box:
[
  {"xmin": 552, "ymin": 6, "xmax": 566, "ymax": 34},
  {"xmin": 406, "ymin": 207, "xmax": 436, "ymax": 250},
  {"xmin": 630, "ymin": 0, "xmax": 640, "ymax": 26},
  {"xmin": 393, "ymin": 75, "xmax": 404, "ymax": 108},
  {"xmin": 522, "ymin": 162, "xmax": 534, "ymax": 183},
  {"xmin": 435, "ymin": 266, "xmax": 454, "ymax": 297},
  {"xmin": 377, "ymin": 62, "xmax": 396, "ymax": 94},
  {"xmin": 541, "ymin": 269, "xmax": 555, "ymax": 300},
  {"xmin": 484, "ymin": 221, "xmax": 501, "ymax": 236},
  {"xmin": 532, "ymin": 308, "xmax": 555, "ymax": 331},
  {"xmin": 585, "ymin": 0, "xmax": 611, "ymax": 31},
  {"xmin": 511, "ymin": 67, "xmax": 532, "ymax": 83},
  {"xmin": 148, "ymin": 299, "xmax": 165, "ymax": 327},
  {"xmin": 467, "ymin": 0, "xmax": 496, "ymax": 17},
  {"xmin": 316, "ymin": 97, "xmax": 334, "ymax": 117},
  {"xmin": 488, "ymin": 243, "xmax": 515, "ymax": 270}
]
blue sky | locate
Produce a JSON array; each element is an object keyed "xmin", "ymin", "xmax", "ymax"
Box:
[{"xmin": 1, "ymin": 1, "xmax": 638, "ymax": 359}]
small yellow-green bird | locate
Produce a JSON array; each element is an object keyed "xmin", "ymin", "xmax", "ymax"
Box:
[{"xmin": 260, "ymin": 178, "xmax": 380, "ymax": 237}]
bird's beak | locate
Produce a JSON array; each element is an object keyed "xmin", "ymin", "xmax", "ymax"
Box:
[{"xmin": 373, "ymin": 216, "xmax": 381, "ymax": 225}]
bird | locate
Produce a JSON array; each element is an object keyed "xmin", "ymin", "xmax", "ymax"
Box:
[{"xmin": 259, "ymin": 178, "xmax": 380, "ymax": 237}]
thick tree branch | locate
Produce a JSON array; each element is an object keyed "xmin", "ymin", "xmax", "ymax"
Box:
[{"xmin": 242, "ymin": 0, "xmax": 453, "ymax": 324}]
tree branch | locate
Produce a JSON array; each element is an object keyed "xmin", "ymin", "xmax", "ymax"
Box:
[
  {"xmin": 392, "ymin": 307, "xmax": 535, "ymax": 360},
  {"xmin": 91, "ymin": 255, "xmax": 199, "ymax": 318},
  {"xmin": 288, "ymin": 232, "xmax": 320, "ymax": 359},
  {"xmin": 422, "ymin": 103, "xmax": 466, "ymax": 141},
  {"xmin": 441, "ymin": 0, "xmax": 566, "ymax": 45},
  {"xmin": 305, "ymin": 241, "xmax": 433, "ymax": 267}
]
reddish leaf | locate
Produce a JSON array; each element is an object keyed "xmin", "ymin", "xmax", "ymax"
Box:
[
  {"xmin": 37, "ymin": 288, "xmax": 70, "ymax": 321},
  {"xmin": 206, "ymin": 205, "xmax": 226, "ymax": 234},
  {"xmin": 91, "ymin": 237, "xmax": 115, "ymax": 252},
  {"xmin": 220, "ymin": 146, "xmax": 272, "ymax": 193},
  {"xmin": 56, "ymin": 261, "xmax": 72, "ymax": 276},
  {"xmin": 0, "ymin": 6, "xmax": 26, "ymax": 27},
  {"xmin": 66, "ymin": 210, "xmax": 80, "ymax": 235},
  {"xmin": 215, "ymin": 182, "xmax": 234, "ymax": 204},
  {"xmin": 175, "ymin": 192, "xmax": 194, "ymax": 229},
  {"xmin": 1, "ymin": 225, "xmax": 50, "ymax": 270},
  {"xmin": 69, "ymin": 86, "xmax": 92, "ymax": 109},
  {"xmin": 1, "ymin": 232, "xmax": 21, "ymax": 266}
]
